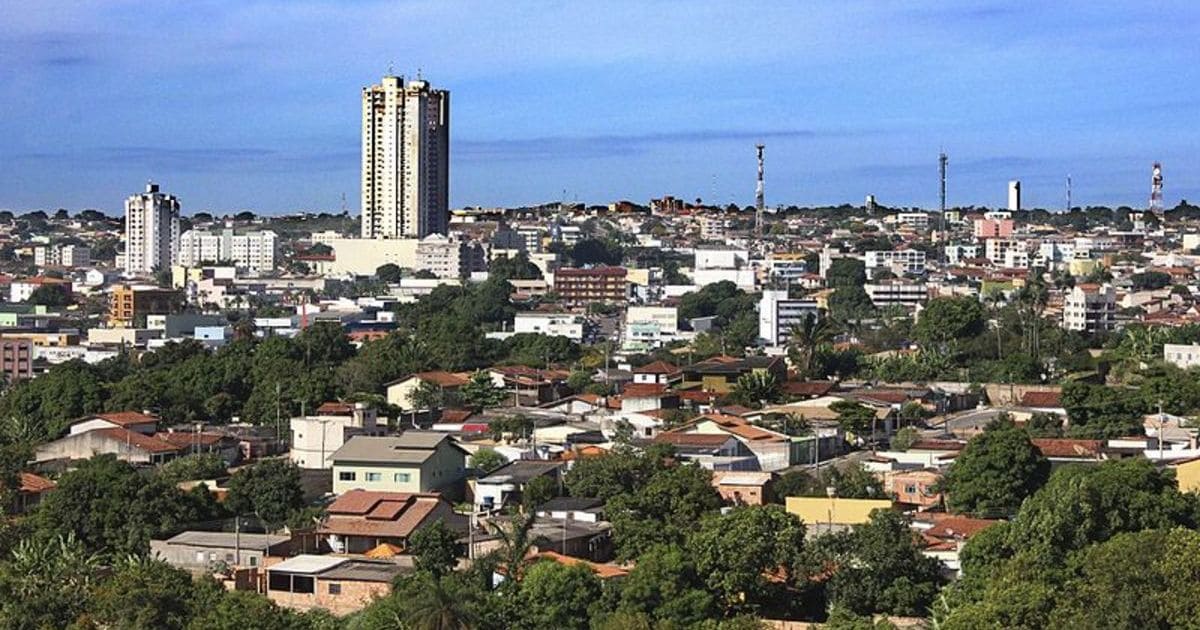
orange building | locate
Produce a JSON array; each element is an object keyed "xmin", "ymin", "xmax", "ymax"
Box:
[{"xmin": 109, "ymin": 285, "xmax": 182, "ymax": 326}]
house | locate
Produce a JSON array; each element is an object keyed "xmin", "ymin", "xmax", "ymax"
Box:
[
  {"xmin": 484, "ymin": 512, "xmax": 613, "ymax": 562},
  {"xmin": 34, "ymin": 427, "xmax": 184, "ymax": 465},
  {"xmin": 785, "ymin": 497, "xmax": 893, "ymax": 532},
  {"xmin": 649, "ymin": 432, "xmax": 759, "ymax": 471},
  {"xmin": 290, "ymin": 402, "xmax": 385, "ymax": 470},
  {"xmin": 151, "ymin": 531, "xmax": 294, "ymax": 572},
  {"xmin": 667, "ymin": 413, "xmax": 798, "ymax": 471},
  {"xmin": 681, "ymin": 355, "xmax": 787, "ymax": 394},
  {"xmin": 619, "ymin": 383, "xmax": 680, "ymax": 414},
  {"xmin": 632, "ymin": 361, "xmax": 682, "ymax": 386},
  {"xmin": 473, "ymin": 460, "xmax": 565, "ymax": 512},
  {"xmin": 884, "ymin": 469, "xmax": 942, "ymax": 509},
  {"xmin": 265, "ymin": 554, "xmax": 408, "ymax": 615},
  {"xmin": 385, "ymin": 371, "xmax": 470, "ymax": 412},
  {"xmin": 1031, "ymin": 438, "xmax": 1107, "ymax": 466},
  {"xmin": 913, "ymin": 514, "xmax": 1001, "ymax": 577},
  {"xmin": 711, "ymin": 471, "xmax": 773, "ymax": 506},
  {"xmin": 316, "ymin": 489, "xmax": 464, "ymax": 554},
  {"xmin": 11, "ymin": 472, "xmax": 54, "ymax": 514},
  {"xmin": 69, "ymin": 411, "xmax": 159, "ymax": 436},
  {"xmin": 330, "ymin": 433, "xmax": 468, "ymax": 495},
  {"xmin": 1018, "ymin": 390, "xmax": 1066, "ymax": 415},
  {"xmin": 529, "ymin": 551, "xmax": 628, "ymax": 580},
  {"xmin": 1171, "ymin": 457, "xmax": 1200, "ymax": 493},
  {"xmin": 488, "ymin": 366, "xmax": 572, "ymax": 407}
]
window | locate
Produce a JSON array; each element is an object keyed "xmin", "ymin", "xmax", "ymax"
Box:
[
  {"xmin": 393, "ymin": 472, "xmax": 410, "ymax": 483},
  {"xmin": 366, "ymin": 472, "xmax": 382, "ymax": 482},
  {"xmin": 328, "ymin": 583, "xmax": 342, "ymax": 595},
  {"xmin": 338, "ymin": 471, "xmax": 357, "ymax": 482},
  {"xmin": 905, "ymin": 485, "xmax": 917, "ymax": 494},
  {"xmin": 195, "ymin": 551, "xmax": 206, "ymax": 563},
  {"xmin": 249, "ymin": 556, "xmax": 258, "ymax": 567}
]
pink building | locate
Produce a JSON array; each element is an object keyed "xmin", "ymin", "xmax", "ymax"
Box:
[{"xmin": 973, "ymin": 218, "xmax": 1014, "ymax": 239}]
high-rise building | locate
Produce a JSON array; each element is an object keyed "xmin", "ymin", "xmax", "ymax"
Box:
[
  {"xmin": 1007, "ymin": 180, "xmax": 1022, "ymax": 212},
  {"xmin": 124, "ymin": 183, "xmax": 180, "ymax": 275},
  {"xmin": 178, "ymin": 228, "xmax": 278, "ymax": 273},
  {"xmin": 360, "ymin": 75, "xmax": 450, "ymax": 239}
]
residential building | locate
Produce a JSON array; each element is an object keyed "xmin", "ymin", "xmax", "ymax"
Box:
[
  {"xmin": 650, "ymin": 432, "xmax": 759, "ymax": 471},
  {"xmin": 623, "ymin": 306, "xmax": 679, "ymax": 349},
  {"xmin": 895, "ymin": 213, "xmax": 930, "ymax": 229},
  {"xmin": 360, "ymin": 75, "xmax": 449, "ymax": 239},
  {"xmin": 316, "ymin": 489, "xmax": 464, "ymax": 554},
  {"xmin": 34, "ymin": 427, "xmax": 183, "ymax": 465},
  {"xmin": 125, "ymin": 182, "xmax": 181, "ymax": 275},
  {"xmin": 631, "ymin": 360, "xmax": 682, "ymax": 386},
  {"xmin": 711, "ymin": 471, "xmax": 773, "ymax": 506},
  {"xmin": 866, "ymin": 281, "xmax": 928, "ymax": 307},
  {"xmin": 1165, "ymin": 343, "xmax": 1200, "ymax": 369},
  {"xmin": 864, "ymin": 249, "xmax": 926, "ymax": 275},
  {"xmin": 1062, "ymin": 283, "xmax": 1116, "ymax": 333},
  {"xmin": 474, "ymin": 460, "xmax": 564, "ymax": 511},
  {"xmin": 414, "ymin": 234, "xmax": 484, "ymax": 279},
  {"xmin": 329, "ymin": 433, "xmax": 468, "ymax": 495},
  {"xmin": 0, "ymin": 338, "xmax": 33, "ymax": 383},
  {"xmin": 553, "ymin": 267, "xmax": 628, "ymax": 306},
  {"xmin": 682, "ymin": 355, "xmax": 787, "ymax": 394},
  {"xmin": 34, "ymin": 244, "xmax": 91, "ymax": 268},
  {"xmin": 109, "ymin": 285, "xmax": 182, "ymax": 326},
  {"xmin": 290, "ymin": 402, "xmax": 385, "ymax": 470},
  {"xmin": 785, "ymin": 497, "xmax": 893, "ymax": 528},
  {"xmin": 693, "ymin": 247, "xmax": 754, "ymax": 289},
  {"xmin": 758, "ymin": 289, "xmax": 820, "ymax": 346},
  {"xmin": 984, "ymin": 238, "xmax": 1022, "ymax": 266},
  {"xmin": 265, "ymin": 554, "xmax": 408, "ymax": 616},
  {"xmin": 151, "ymin": 531, "xmax": 293, "ymax": 572},
  {"xmin": 386, "ymin": 371, "xmax": 470, "ymax": 412},
  {"xmin": 69, "ymin": 411, "xmax": 158, "ymax": 436},
  {"xmin": 973, "ymin": 217, "xmax": 1014, "ymax": 239},
  {"xmin": 177, "ymin": 228, "xmax": 278, "ymax": 273},
  {"xmin": 513, "ymin": 312, "xmax": 585, "ymax": 342},
  {"xmin": 9, "ymin": 276, "xmax": 72, "ymax": 303}
]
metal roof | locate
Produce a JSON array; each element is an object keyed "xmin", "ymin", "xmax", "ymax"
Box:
[
  {"xmin": 267, "ymin": 555, "xmax": 347, "ymax": 574},
  {"xmin": 163, "ymin": 531, "xmax": 290, "ymax": 551}
]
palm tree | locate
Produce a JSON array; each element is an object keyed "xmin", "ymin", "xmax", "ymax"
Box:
[
  {"xmin": 408, "ymin": 379, "xmax": 444, "ymax": 428},
  {"xmin": 786, "ymin": 313, "xmax": 835, "ymax": 379},
  {"xmin": 403, "ymin": 573, "xmax": 480, "ymax": 630},
  {"xmin": 730, "ymin": 371, "xmax": 782, "ymax": 409},
  {"xmin": 490, "ymin": 511, "xmax": 546, "ymax": 583}
]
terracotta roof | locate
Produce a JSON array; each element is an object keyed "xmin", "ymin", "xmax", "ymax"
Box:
[
  {"xmin": 1031, "ymin": 438, "xmax": 1104, "ymax": 458},
  {"xmin": 559, "ymin": 445, "xmax": 609, "ymax": 461},
  {"xmin": 407, "ymin": 371, "xmax": 470, "ymax": 387},
  {"xmin": 315, "ymin": 402, "xmax": 356, "ymax": 415},
  {"xmin": 93, "ymin": 428, "xmax": 182, "ymax": 454},
  {"xmin": 633, "ymin": 360, "xmax": 680, "ymax": 375},
  {"xmin": 532, "ymin": 551, "xmax": 629, "ymax": 579},
  {"xmin": 319, "ymin": 490, "xmax": 447, "ymax": 539},
  {"xmin": 93, "ymin": 411, "xmax": 158, "ymax": 427},
  {"xmin": 853, "ymin": 390, "xmax": 910, "ymax": 405},
  {"xmin": 18, "ymin": 472, "xmax": 55, "ymax": 494},
  {"xmin": 925, "ymin": 516, "xmax": 1000, "ymax": 540},
  {"xmin": 157, "ymin": 432, "xmax": 226, "ymax": 448},
  {"xmin": 1020, "ymin": 391, "xmax": 1063, "ymax": 408},
  {"xmin": 652, "ymin": 432, "xmax": 733, "ymax": 448},
  {"xmin": 439, "ymin": 409, "xmax": 475, "ymax": 423},
  {"xmin": 783, "ymin": 381, "xmax": 835, "ymax": 397},
  {"xmin": 621, "ymin": 383, "xmax": 671, "ymax": 398}
]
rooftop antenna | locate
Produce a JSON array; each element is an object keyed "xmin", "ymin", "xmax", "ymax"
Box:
[
  {"xmin": 387, "ymin": 61, "xmax": 395, "ymax": 76},
  {"xmin": 1150, "ymin": 162, "xmax": 1164, "ymax": 213},
  {"xmin": 340, "ymin": 192, "xmax": 347, "ymax": 215},
  {"xmin": 417, "ymin": 67, "xmax": 423, "ymax": 81},
  {"xmin": 755, "ymin": 144, "xmax": 765, "ymax": 244}
]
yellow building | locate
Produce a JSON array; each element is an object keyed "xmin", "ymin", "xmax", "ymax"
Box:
[
  {"xmin": 329, "ymin": 433, "xmax": 467, "ymax": 496},
  {"xmin": 1172, "ymin": 458, "xmax": 1200, "ymax": 493},
  {"xmin": 785, "ymin": 496, "xmax": 893, "ymax": 526}
]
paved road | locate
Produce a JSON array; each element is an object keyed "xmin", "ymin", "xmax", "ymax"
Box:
[{"xmin": 930, "ymin": 407, "xmax": 1008, "ymax": 436}]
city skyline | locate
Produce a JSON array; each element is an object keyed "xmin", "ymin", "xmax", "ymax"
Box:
[{"xmin": 3, "ymin": 1, "xmax": 1200, "ymax": 214}]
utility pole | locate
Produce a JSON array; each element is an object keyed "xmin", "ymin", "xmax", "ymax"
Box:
[
  {"xmin": 939, "ymin": 151, "xmax": 948, "ymax": 263},
  {"xmin": 754, "ymin": 144, "xmax": 765, "ymax": 249}
]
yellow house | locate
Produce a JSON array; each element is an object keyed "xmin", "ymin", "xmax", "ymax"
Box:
[
  {"xmin": 785, "ymin": 496, "xmax": 893, "ymax": 526},
  {"xmin": 1171, "ymin": 458, "xmax": 1200, "ymax": 493},
  {"xmin": 330, "ymin": 433, "xmax": 468, "ymax": 496}
]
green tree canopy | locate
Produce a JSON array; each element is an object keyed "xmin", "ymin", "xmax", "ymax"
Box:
[{"xmin": 939, "ymin": 417, "xmax": 1050, "ymax": 518}]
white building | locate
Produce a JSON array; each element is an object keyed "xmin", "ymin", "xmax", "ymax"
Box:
[
  {"xmin": 984, "ymin": 239, "xmax": 1022, "ymax": 266},
  {"xmin": 624, "ymin": 306, "xmax": 680, "ymax": 350},
  {"xmin": 1164, "ymin": 343, "xmax": 1200, "ymax": 369},
  {"xmin": 895, "ymin": 213, "xmax": 930, "ymax": 230},
  {"xmin": 360, "ymin": 75, "xmax": 449, "ymax": 239},
  {"xmin": 694, "ymin": 247, "xmax": 755, "ymax": 289},
  {"xmin": 864, "ymin": 249, "xmax": 926, "ymax": 275},
  {"xmin": 290, "ymin": 403, "xmax": 384, "ymax": 470},
  {"xmin": 758, "ymin": 289, "xmax": 820, "ymax": 346},
  {"xmin": 34, "ymin": 244, "xmax": 90, "ymax": 268},
  {"xmin": 414, "ymin": 234, "xmax": 483, "ymax": 279},
  {"xmin": 177, "ymin": 228, "xmax": 277, "ymax": 273},
  {"xmin": 866, "ymin": 282, "xmax": 928, "ymax": 308},
  {"xmin": 124, "ymin": 182, "xmax": 180, "ymax": 275},
  {"xmin": 1062, "ymin": 284, "xmax": 1116, "ymax": 333},
  {"xmin": 1008, "ymin": 180, "xmax": 1021, "ymax": 212},
  {"xmin": 944, "ymin": 244, "xmax": 978, "ymax": 265},
  {"xmin": 513, "ymin": 313, "xmax": 585, "ymax": 342}
]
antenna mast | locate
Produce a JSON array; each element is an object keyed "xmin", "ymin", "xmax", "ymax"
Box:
[
  {"xmin": 755, "ymin": 144, "xmax": 765, "ymax": 244},
  {"xmin": 1066, "ymin": 175, "xmax": 1072, "ymax": 213},
  {"xmin": 1150, "ymin": 162, "xmax": 1164, "ymax": 213}
]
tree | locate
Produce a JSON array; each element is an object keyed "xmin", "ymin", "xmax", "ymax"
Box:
[
  {"xmin": 817, "ymin": 510, "xmax": 944, "ymax": 616},
  {"xmin": 27, "ymin": 284, "xmax": 72, "ymax": 307},
  {"xmin": 375, "ymin": 263, "xmax": 403, "ymax": 283},
  {"xmin": 729, "ymin": 371, "xmax": 782, "ymax": 409},
  {"xmin": 608, "ymin": 462, "xmax": 723, "ymax": 559},
  {"xmin": 517, "ymin": 560, "xmax": 602, "ymax": 630},
  {"xmin": 828, "ymin": 286, "xmax": 875, "ymax": 321},
  {"xmin": 771, "ymin": 471, "xmax": 823, "ymax": 502},
  {"xmin": 826, "ymin": 258, "xmax": 867, "ymax": 288},
  {"xmin": 224, "ymin": 459, "xmax": 305, "ymax": 530},
  {"xmin": 821, "ymin": 462, "xmax": 885, "ymax": 499},
  {"xmin": 1130, "ymin": 271, "xmax": 1171, "ymax": 291},
  {"xmin": 829, "ymin": 400, "xmax": 876, "ymax": 438},
  {"xmin": 460, "ymin": 370, "xmax": 507, "ymax": 411},
  {"xmin": 564, "ymin": 445, "xmax": 666, "ymax": 502},
  {"xmin": 569, "ymin": 239, "xmax": 622, "ymax": 266},
  {"xmin": 1061, "ymin": 382, "xmax": 1146, "ymax": 438},
  {"xmin": 688, "ymin": 505, "xmax": 805, "ymax": 613},
  {"xmin": 0, "ymin": 533, "xmax": 99, "ymax": 629},
  {"xmin": 410, "ymin": 519, "xmax": 462, "ymax": 578},
  {"xmin": 489, "ymin": 252, "xmax": 542, "ymax": 281},
  {"xmin": 90, "ymin": 556, "xmax": 198, "ymax": 630},
  {"xmin": 157, "ymin": 452, "xmax": 229, "ymax": 483},
  {"xmin": 914, "ymin": 296, "xmax": 985, "ymax": 351},
  {"xmin": 522, "ymin": 475, "xmax": 558, "ymax": 509},
  {"xmin": 617, "ymin": 545, "xmax": 716, "ymax": 627},
  {"xmin": 786, "ymin": 313, "xmax": 835, "ymax": 379},
  {"xmin": 890, "ymin": 426, "xmax": 920, "ymax": 451},
  {"xmin": 939, "ymin": 418, "xmax": 1049, "ymax": 517},
  {"xmin": 469, "ymin": 448, "xmax": 508, "ymax": 474}
]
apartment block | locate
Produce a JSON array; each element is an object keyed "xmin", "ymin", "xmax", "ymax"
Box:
[{"xmin": 553, "ymin": 267, "xmax": 628, "ymax": 306}]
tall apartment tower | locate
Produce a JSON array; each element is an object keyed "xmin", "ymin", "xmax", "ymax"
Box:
[
  {"xmin": 124, "ymin": 182, "xmax": 180, "ymax": 275},
  {"xmin": 360, "ymin": 75, "xmax": 450, "ymax": 239},
  {"xmin": 1007, "ymin": 180, "xmax": 1022, "ymax": 212}
]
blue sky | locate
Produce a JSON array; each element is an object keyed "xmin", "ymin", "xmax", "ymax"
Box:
[{"xmin": 2, "ymin": 1, "xmax": 1198, "ymax": 214}]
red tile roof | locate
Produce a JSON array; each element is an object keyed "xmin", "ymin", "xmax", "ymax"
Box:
[
  {"xmin": 94, "ymin": 411, "xmax": 158, "ymax": 427},
  {"xmin": 621, "ymin": 383, "xmax": 670, "ymax": 398},
  {"xmin": 925, "ymin": 516, "xmax": 1000, "ymax": 540},
  {"xmin": 157, "ymin": 432, "xmax": 226, "ymax": 448},
  {"xmin": 652, "ymin": 433, "xmax": 733, "ymax": 448},
  {"xmin": 315, "ymin": 402, "xmax": 356, "ymax": 415},
  {"xmin": 1032, "ymin": 438, "xmax": 1104, "ymax": 459},
  {"xmin": 319, "ymin": 490, "xmax": 448, "ymax": 539},
  {"xmin": 1020, "ymin": 391, "xmax": 1063, "ymax": 408},
  {"xmin": 18, "ymin": 472, "xmax": 55, "ymax": 494},
  {"xmin": 532, "ymin": 551, "xmax": 629, "ymax": 579},
  {"xmin": 783, "ymin": 381, "xmax": 835, "ymax": 397},
  {"xmin": 633, "ymin": 360, "xmax": 680, "ymax": 375},
  {"xmin": 93, "ymin": 428, "xmax": 182, "ymax": 454}
]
